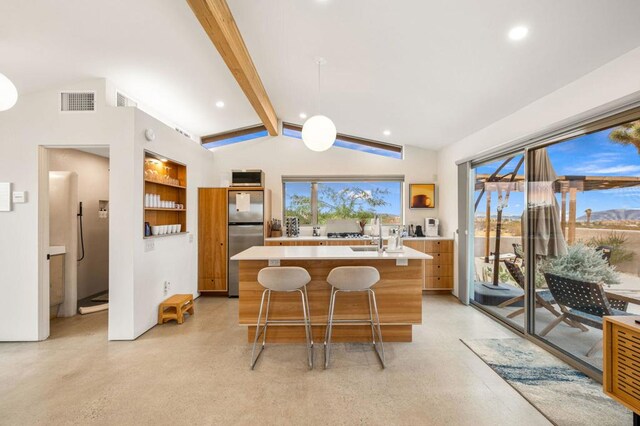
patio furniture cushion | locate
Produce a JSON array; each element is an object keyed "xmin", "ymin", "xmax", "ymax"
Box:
[
  {"xmin": 537, "ymin": 290, "xmax": 555, "ymax": 304},
  {"xmin": 566, "ymin": 308, "xmax": 632, "ymax": 330}
]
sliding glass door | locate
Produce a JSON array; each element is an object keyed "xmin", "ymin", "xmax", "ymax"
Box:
[
  {"xmin": 470, "ymin": 153, "xmax": 526, "ymax": 331},
  {"xmin": 528, "ymin": 120, "xmax": 640, "ymax": 372},
  {"xmin": 465, "ymin": 115, "xmax": 640, "ymax": 374}
]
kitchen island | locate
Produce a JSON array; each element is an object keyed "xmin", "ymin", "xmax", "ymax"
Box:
[{"xmin": 231, "ymin": 245, "xmax": 432, "ymax": 343}]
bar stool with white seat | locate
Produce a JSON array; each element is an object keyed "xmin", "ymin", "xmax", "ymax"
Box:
[
  {"xmin": 324, "ymin": 266, "xmax": 385, "ymax": 369},
  {"xmin": 250, "ymin": 266, "xmax": 313, "ymax": 370}
]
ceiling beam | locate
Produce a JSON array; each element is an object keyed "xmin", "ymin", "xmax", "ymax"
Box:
[{"xmin": 187, "ymin": 0, "xmax": 279, "ymax": 136}]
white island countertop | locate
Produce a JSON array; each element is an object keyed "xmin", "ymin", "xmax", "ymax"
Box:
[{"xmin": 230, "ymin": 245, "xmax": 432, "ymax": 261}]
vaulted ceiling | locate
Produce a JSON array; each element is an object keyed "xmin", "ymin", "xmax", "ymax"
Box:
[{"xmin": 2, "ymin": 0, "xmax": 640, "ymax": 150}]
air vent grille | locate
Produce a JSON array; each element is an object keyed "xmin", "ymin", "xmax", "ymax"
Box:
[
  {"xmin": 61, "ymin": 92, "xmax": 95, "ymax": 112},
  {"xmin": 116, "ymin": 92, "xmax": 137, "ymax": 107},
  {"xmin": 175, "ymin": 128, "xmax": 192, "ymax": 139}
]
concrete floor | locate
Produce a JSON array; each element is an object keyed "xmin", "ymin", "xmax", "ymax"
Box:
[{"xmin": 0, "ymin": 296, "xmax": 551, "ymax": 425}]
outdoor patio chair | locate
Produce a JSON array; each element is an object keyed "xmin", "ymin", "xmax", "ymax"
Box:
[
  {"xmin": 498, "ymin": 261, "xmax": 586, "ymax": 331},
  {"xmin": 540, "ymin": 273, "xmax": 630, "ymax": 357},
  {"xmin": 512, "ymin": 243, "xmax": 525, "ymax": 262},
  {"xmin": 596, "ymin": 245, "xmax": 613, "ymax": 266}
]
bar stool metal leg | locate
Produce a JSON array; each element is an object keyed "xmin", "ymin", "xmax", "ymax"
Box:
[
  {"xmin": 324, "ymin": 286, "xmax": 338, "ymax": 369},
  {"xmin": 250, "ymin": 289, "xmax": 269, "ymax": 369},
  {"xmin": 304, "ymin": 286, "xmax": 314, "ymax": 367},
  {"xmin": 369, "ymin": 289, "xmax": 385, "ymax": 368},
  {"xmin": 299, "ymin": 287, "xmax": 313, "ymax": 369}
]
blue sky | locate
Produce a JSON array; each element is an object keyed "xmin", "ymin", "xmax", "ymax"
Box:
[{"xmin": 475, "ymin": 125, "xmax": 640, "ymax": 216}]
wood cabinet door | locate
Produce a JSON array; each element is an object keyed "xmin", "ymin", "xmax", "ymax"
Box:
[
  {"xmin": 403, "ymin": 240, "xmax": 425, "ymax": 288},
  {"xmin": 198, "ymin": 188, "xmax": 228, "ymax": 291}
]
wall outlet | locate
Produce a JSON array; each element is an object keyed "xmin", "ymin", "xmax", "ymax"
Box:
[
  {"xmin": 189, "ymin": 234, "xmax": 194, "ymax": 243},
  {"xmin": 164, "ymin": 281, "xmax": 170, "ymax": 295},
  {"xmin": 145, "ymin": 240, "xmax": 155, "ymax": 252},
  {"xmin": 268, "ymin": 259, "xmax": 280, "ymax": 267}
]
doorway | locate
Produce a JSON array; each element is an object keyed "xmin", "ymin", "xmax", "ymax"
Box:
[{"xmin": 44, "ymin": 146, "xmax": 110, "ymax": 337}]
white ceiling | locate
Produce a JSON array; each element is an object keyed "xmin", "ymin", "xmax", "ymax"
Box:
[
  {"xmin": 2, "ymin": 1, "xmax": 640, "ymax": 150},
  {"xmin": 0, "ymin": 0, "xmax": 258, "ymax": 137},
  {"xmin": 229, "ymin": 0, "xmax": 640, "ymax": 149}
]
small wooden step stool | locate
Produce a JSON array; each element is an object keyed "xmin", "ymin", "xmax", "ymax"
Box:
[{"xmin": 158, "ymin": 294, "xmax": 194, "ymax": 325}]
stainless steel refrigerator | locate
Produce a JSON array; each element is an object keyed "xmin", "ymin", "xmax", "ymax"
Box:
[{"xmin": 228, "ymin": 190, "xmax": 264, "ymax": 297}]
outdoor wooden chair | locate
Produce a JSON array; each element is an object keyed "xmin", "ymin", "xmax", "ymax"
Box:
[
  {"xmin": 540, "ymin": 273, "xmax": 630, "ymax": 357},
  {"xmin": 512, "ymin": 243, "xmax": 525, "ymax": 262},
  {"xmin": 498, "ymin": 261, "xmax": 586, "ymax": 332},
  {"xmin": 595, "ymin": 245, "xmax": 613, "ymax": 266}
]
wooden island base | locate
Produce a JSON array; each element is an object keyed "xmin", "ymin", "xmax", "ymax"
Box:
[{"xmin": 238, "ymin": 258, "xmax": 424, "ymax": 343}]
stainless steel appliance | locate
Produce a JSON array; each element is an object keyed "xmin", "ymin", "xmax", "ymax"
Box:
[
  {"xmin": 231, "ymin": 170, "xmax": 264, "ymax": 187},
  {"xmin": 228, "ymin": 190, "xmax": 264, "ymax": 297}
]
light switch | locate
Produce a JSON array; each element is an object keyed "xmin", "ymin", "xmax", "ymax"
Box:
[{"xmin": 12, "ymin": 191, "xmax": 27, "ymax": 203}]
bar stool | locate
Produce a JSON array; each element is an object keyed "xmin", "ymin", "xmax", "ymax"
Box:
[
  {"xmin": 324, "ymin": 266, "xmax": 385, "ymax": 369},
  {"xmin": 250, "ymin": 266, "xmax": 314, "ymax": 370}
]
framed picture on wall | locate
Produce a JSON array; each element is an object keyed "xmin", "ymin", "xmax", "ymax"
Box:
[{"xmin": 409, "ymin": 184, "xmax": 436, "ymax": 209}]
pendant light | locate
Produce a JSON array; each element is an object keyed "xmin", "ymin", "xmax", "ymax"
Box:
[
  {"xmin": 0, "ymin": 73, "xmax": 18, "ymax": 112},
  {"xmin": 302, "ymin": 58, "xmax": 336, "ymax": 152}
]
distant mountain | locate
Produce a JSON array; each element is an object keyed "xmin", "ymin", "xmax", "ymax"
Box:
[{"xmin": 577, "ymin": 209, "xmax": 640, "ymax": 221}]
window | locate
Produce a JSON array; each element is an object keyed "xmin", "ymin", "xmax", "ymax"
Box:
[
  {"xmin": 201, "ymin": 124, "xmax": 268, "ymax": 149},
  {"xmin": 282, "ymin": 123, "xmax": 403, "ymax": 159},
  {"xmin": 283, "ymin": 177, "xmax": 403, "ymax": 225},
  {"xmin": 465, "ymin": 112, "xmax": 640, "ymax": 376}
]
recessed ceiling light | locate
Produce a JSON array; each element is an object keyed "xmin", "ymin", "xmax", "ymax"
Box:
[
  {"xmin": 215, "ymin": 101, "xmax": 225, "ymax": 108},
  {"xmin": 508, "ymin": 26, "xmax": 528, "ymax": 41},
  {"xmin": 160, "ymin": 158, "xmax": 168, "ymax": 163},
  {"xmin": 383, "ymin": 130, "xmax": 391, "ymax": 136},
  {"xmin": 299, "ymin": 112, "xmax": 307, "ymax": 119}
]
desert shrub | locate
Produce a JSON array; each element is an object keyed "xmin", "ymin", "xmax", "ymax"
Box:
[
  {"xmin": 540, "ymin": 243, "xmax": 620, "ymax": 286},
  {"xmin": 586, "ymin": 231, "xmax": 635, "ymax": 265}
]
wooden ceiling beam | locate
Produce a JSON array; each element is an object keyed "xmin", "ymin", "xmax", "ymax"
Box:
[{"xmin": 187, "ymin": 0, "xmax": 279, "ymax": 136}]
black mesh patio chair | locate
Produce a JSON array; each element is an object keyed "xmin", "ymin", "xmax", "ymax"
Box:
[
  {"xmin": 541, "ymin": 273, "xmax": 630, "ymax": 357},
  {"xmin": 595, "ymin": 245, "xmax": 613, "ymax": 266},
  {"xmin": 512, "ymin": 243, "xmax": 525, "ymax": 262},
  {"xmin": 498, "ymin": 262, "xmax": 586, "ymax": 332}
]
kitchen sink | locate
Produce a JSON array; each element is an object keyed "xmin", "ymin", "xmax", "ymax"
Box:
[{"xmin": 350, "ymin": 246, "xmax": 380, "ymax": 252}]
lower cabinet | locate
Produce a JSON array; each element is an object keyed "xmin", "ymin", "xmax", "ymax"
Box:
[{"xmin": 402, "ymin": 239, "xmax": 454, "ymax": 291}]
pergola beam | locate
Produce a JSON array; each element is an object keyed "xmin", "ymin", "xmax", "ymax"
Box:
[{"xmin": 187, "ymin": 0, "xmax": 279, "ymax": 136}]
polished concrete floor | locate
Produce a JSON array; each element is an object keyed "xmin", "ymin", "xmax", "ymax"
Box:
[{"xmin": 0, "ymin": 296, "xmax": 550, "ymax": 425}]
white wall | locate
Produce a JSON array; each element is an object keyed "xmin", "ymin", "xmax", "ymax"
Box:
[
  {"xmin": 212, "ymin": 135, "xmax": 440, "ymax": 230},
  {"xmin": 0, "ymin": 78, "xmax": 216, "ymax": 341},
  {"xmin": 132, "ymin": 109, "xmax": 216, "ymax": 338},
  {"xmin": 437, "ymin": 46, "xmax": 640, "ymax": 295}
]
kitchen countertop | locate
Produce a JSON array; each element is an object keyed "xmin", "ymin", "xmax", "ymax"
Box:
[
  {"xmin": 264, "ymin": 236, "xmax": 453, "ymax": 241},
  {"xmin": 230, "ymin": 245, "xmax": 432, "ymax": 261}
]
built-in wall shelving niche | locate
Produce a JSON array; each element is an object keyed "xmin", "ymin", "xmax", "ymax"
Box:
[{"xmin": 143, "ymin": 151, "xmax": 187, "ymax": 238}]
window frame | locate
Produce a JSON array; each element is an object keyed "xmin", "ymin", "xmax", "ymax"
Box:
[
  {"xmin": 282, "ymin": 175, "xmax": 405, "ymax": 226},
  {"xmin": 201, "ymin": 124, "xmax": 268, "ymax": 149},
  {"xmin": 282, "ymin": 122, "xmax": 404, "ymax": 159}
]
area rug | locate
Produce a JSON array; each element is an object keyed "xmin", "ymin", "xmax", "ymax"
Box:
[
  {"xmin": 91, "ymin": 292, "xmax": 109, "ymax": 302},
  {"xmin": 462, "ymin": 338, "xmax": 631, "ymax": 426}
]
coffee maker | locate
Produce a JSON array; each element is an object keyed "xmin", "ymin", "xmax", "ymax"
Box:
[{"xmin": 425, "ymin": 218, "xmax": 439, "ymax": 237}]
